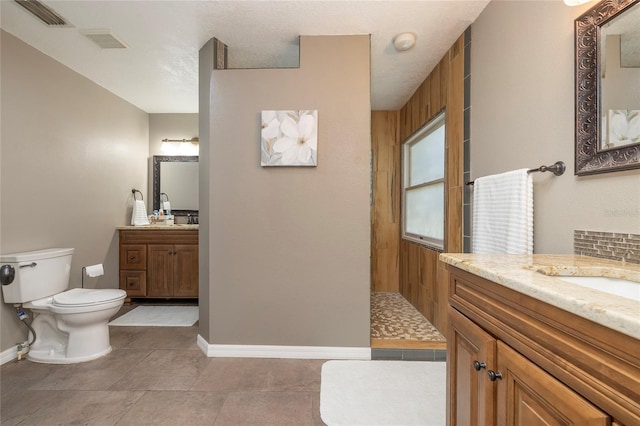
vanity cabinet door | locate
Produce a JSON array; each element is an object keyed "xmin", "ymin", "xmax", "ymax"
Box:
[
  {"xmin": 147, "ymin": 243, "xmax": 198, "ymax": 298},
  {"xmin": 147, "ymin": 244, "xmax": 174, "ymax": 297},
  {"xmin": 495, "ymin": 341, "xmax": 609, "ymax": 426},
  {"xmin": 173, "ymin": 244, "xmax": 198, "ymax": 297},
  {"xmin": 448, "ymin": 306, "xmax": 496, "ymax": 426}
]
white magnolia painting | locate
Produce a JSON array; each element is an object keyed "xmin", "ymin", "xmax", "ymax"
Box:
[
  {"xmin": 605, "ymin": 109, "xmax": 640, "ymax": 149},
  {"xmin": 261, "ymin": 110, "xmax": 318, "ymax": 166}
]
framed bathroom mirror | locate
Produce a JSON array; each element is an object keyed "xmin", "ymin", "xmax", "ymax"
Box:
[
  {"xmin": 152, "ymin": 155, "xmax": 199, "ymax": 216},
  {"xmin": 575, "ymin": 0, "xmax": 640, "ymax": 175}
]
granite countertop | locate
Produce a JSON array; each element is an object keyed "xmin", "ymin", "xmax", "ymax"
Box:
[
  {"xmin": 117, "ymin": 224, "xmax": 199, "ymax": 230},
  {"xmin": 439, "ymin": 254, "xmax": 640, "ymax": 340}
]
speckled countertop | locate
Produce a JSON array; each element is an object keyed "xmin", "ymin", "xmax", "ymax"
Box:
[
  {"xmin": 439, "ymin": 254, "xmax": 640, "ymax": 340},
  {"xmin": 117, "ymin": 225, "xmax": 199, "ymax": 230}
]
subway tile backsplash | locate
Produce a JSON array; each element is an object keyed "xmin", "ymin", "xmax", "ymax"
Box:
[{"xmin": 574, "ymin": 230, "xmax": 640, "ymax": 264}]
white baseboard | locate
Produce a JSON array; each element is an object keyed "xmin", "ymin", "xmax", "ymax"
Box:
[
  {"xmin": 1, "ymin": 346, "xmax": 17, "ymax": 365},
  {"xmin": 196, "ymin": 334, "xmax": 371, "ymax": 360}
]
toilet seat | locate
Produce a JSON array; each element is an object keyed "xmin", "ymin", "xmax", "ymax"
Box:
[{"xmin": 53, "ymin": 288, "xmax": 125, "ymax": 307}]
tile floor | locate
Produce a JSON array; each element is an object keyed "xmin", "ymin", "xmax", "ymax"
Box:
[
  {"xmin": 2, "ymin": 294, "xmax": 445, "ymax": 425},
  {"xmin": 1, "ymin": 322, "xmax": 327, "ymax": 425}
]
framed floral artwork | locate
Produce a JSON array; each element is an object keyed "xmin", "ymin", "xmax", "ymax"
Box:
[{"xmin": 261, "ymin": 110, "xmax": 318, "ymax": 166}]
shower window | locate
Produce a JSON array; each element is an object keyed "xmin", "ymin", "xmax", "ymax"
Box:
[{"xmin": 402, "ymin": 112, "xmax": 445, "ymax": 249}]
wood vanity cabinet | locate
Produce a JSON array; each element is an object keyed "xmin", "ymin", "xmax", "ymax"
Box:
[
  {"xmin": 447, "ymin": 266, "xmax": 640, "ymax": 426},
  {"xmin": 119, "ymin": 229, "xmax": 198, "ymax": 301},
  {"xmin": 448, "ymin": 306, "xmax": 496, "ymax": 426}
]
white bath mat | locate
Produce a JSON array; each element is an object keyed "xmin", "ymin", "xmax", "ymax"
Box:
[
  {"xmin": 320, "ymin": 360, "xmax": 446, "ymax": 426},
  {"xmin": 109, "ymin": 306, "xmax": 198, "ymax": 327}
]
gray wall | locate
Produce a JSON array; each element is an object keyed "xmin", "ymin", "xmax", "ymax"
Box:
[
  {"xmin": 198, "ymin": 38, "xmax": 215, "ymax": 342},
  {"xmin": 0, "ymin": 31, "xmax": 149, "ymax": 352},
  {"xmin": 470, "ymin": 1, "xmax": 640, "ymax": 254},
  {"xmin": 202, "ymin": 35, "xmax": 371, "ymax": 347}
]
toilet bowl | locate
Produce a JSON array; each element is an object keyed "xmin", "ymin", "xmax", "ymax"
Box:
[
  {"xmin": 25, "ymin": 288, "xmax": 126, "ymax": 363},
  {"xmin": 0, "ymin": 248, "xmax": 126, "ymax": 364}
]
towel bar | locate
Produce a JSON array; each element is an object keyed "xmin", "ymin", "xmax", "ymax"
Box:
[
  {"xmin": 526, "ymin": 161, "xmax": 566, "ymax": 176},
  {"xmin": 465, "ymin": 161, "xmax": 565, "ymax": 186}
]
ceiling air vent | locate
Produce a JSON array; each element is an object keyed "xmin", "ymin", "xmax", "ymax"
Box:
[
  {"xmin": 80, "ymin": 29, "xmax": 128, "ymax": 49},
  {"xmin": 14, "ymin": 0, "xmax": 68, "ymax": 26}
]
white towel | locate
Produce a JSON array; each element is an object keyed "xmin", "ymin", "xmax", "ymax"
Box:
[
  {"xmin": 472, "ymin": 169, "xmax": 533, "ymax": 254},
  {"xmin": 131, "ymin": 200, "xmax": 150, "ymax": 226}
]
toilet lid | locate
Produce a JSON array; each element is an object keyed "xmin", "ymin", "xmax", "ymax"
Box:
[{"xmin": 53, "ymin": 288, "xmax": 125, "ymax": 307}]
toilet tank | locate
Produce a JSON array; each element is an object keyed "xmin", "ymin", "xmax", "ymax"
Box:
[{"xmin": 0, "ymin": 248, "xmax": 74, "ymax": 304}]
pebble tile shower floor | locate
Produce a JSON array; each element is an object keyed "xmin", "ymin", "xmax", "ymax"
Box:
[{"xmin": 370, "ymin": 292, "xmax": 447, "ymax": 360}]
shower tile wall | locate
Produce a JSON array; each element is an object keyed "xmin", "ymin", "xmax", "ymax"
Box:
[{"xmin": 463, "ymin": 26, "xmax": 472, "ymax": 253}]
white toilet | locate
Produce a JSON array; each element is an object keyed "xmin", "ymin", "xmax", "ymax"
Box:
[{"xmin": 0, "ymin": 248, "xmax": 126, "ymax": 364}]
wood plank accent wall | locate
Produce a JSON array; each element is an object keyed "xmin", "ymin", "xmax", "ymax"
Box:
[
  {"xmin": 371, "ymin": 33, "xmax": 465, "ymax": 336},
  {"xmin": 371, "ymin": 111, "xmax": 400, "ymax": 292}
]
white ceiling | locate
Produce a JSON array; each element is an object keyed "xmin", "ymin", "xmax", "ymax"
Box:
[{"xmin": 1, "ymin": 0, "xmax": 490, "ymax": 113}]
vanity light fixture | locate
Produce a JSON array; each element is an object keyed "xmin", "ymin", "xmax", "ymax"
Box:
[
  {"xmin": 162, "ymin": 137, "xmax": 199, "ymax": 143},
  {"xmin": 393, "ymin": 32, "xmax": 416, "ymax": 52},
  {"xmin": 161, "ymin": 137, "xmax": 199, "ymax": 155}
]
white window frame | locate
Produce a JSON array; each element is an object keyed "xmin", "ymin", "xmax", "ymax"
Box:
[{"xmin": 401, "ymin": 112, "xmax": 446, "ymax": 249}]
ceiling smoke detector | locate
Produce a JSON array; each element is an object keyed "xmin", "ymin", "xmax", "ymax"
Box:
[
  {"xmin": 393, "ymin": 32, "xmax": 416, "ymax": 52},
  {"xmin": 14, "ymin": 0, "xmax": 69, "ymax": 26},
  {"xmin": 80, "ymin": 29, "xmax": 128, "ymax": 49}
]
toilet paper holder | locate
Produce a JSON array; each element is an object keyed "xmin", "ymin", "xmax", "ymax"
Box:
[{"xmin": 81, "ymin": 264, "xmax": 104, "ymax": 288}]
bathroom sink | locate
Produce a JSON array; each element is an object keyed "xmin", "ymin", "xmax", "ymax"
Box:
[{"xmin": 557, "ymin": 276, "xmax": 640, "ymax": 301}]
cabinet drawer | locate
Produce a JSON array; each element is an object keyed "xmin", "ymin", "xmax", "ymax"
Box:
[
  {"xmin": 120, "ymin": 244, "xmax": 147, "ymax": 270},
  {"xmin": 119, "ymin": 229, "xmax": 198, "ymax": 245},
  {"xmin": 120, "ymin": 271, "xmax": 146, "ymax": 297}
]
